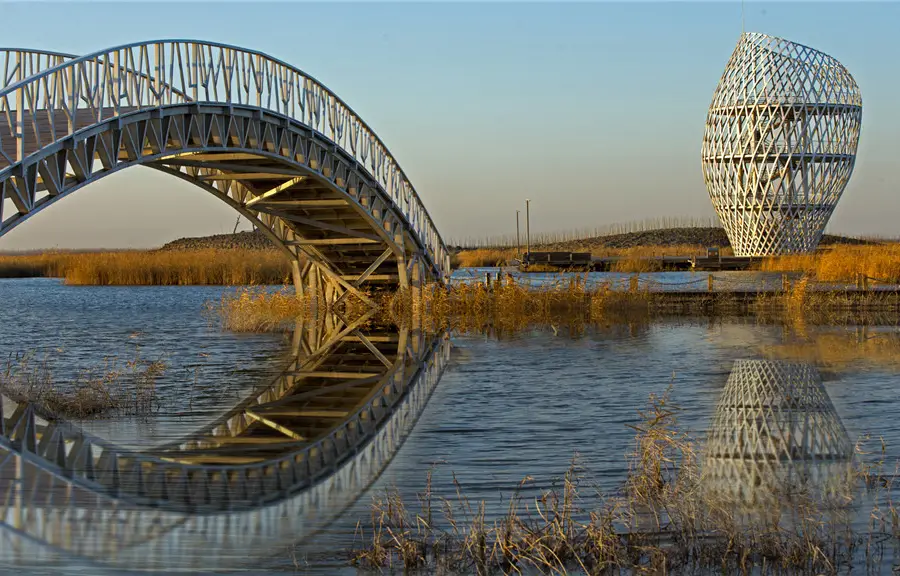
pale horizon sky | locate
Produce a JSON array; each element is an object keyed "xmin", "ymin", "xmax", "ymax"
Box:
[{"xmin": 0, "ymin": 1, "xmax": 896, "ymax": 251}]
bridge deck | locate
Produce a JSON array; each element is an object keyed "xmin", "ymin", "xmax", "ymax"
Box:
[{"xmin": 0, "ymin": 109, "xmax": 407, "ymax": 285}]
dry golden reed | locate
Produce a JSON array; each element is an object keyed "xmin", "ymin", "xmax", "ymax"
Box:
[
  {"xmin": 453, "ymin": 248, "xmax": 519, "ymax": 268},
  {"xmin": 0, "ymin": 252, "xmax": 69, "ymax": 278},
  {"xmin": 1, "ymin": 349, "xmax": 166, "ymax": 419},
  {"xmin": 762, "ymin": 244, "xmax": 900, "ymax": 284},
  {"xmin": 0, "ymin": 248, "xmax": 291, "ymax": 285},
  {"xmin": 208, "ymin": 286, "xmax": 311, "ymax": 332},
  {"xmin": 351, "ymin": 388, "xmax": 897, "ymax": 574},
  {"xmin": 63, "ymin": 249, "xmax": 291, "ymax": 285}
]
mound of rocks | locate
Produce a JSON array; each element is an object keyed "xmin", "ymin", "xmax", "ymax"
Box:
[
  {"xmin": 159, "ymin": 230, "xmax": 275, "ymax": 251},
  {"xmin": 542, "ymin": 227, "xmax": 871, "ymax": 251}
]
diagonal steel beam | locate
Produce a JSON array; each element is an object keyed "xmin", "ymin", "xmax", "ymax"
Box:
[
  {"xmin": 353, "ymin": 248, "xmax": 393, "ymax": 288},
  {"xmin": 245, "ymin": 410, "xmax": 305, "ymax": 440},
  {"xmin": 352, "ymin": 330, "xmax": 393, "ymax": 369},
  {"xmin": 245, "ymin": 176, "xmax": 306, "ymax": 207}
]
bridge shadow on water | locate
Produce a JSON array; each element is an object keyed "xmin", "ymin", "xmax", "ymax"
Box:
[{"xmin": 0, "ymin": 312, "xmax": 450, "ymax": 572}]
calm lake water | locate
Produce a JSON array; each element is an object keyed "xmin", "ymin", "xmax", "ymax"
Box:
[{"xmin": 0, "ymin": 278, "xmax": 898, "ymax": 574}]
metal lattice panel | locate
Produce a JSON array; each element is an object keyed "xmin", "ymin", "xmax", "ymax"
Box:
[
  {"xmin": 703, "ymin": 359, "xmax": 853, "ymax": 507},
  {"xmin": 701, "ymin": 33, "xmax": 862, "ymax": 256}
]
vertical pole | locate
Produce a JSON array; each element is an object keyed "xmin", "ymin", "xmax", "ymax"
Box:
[
  {"xmin": 525, "ymin": 199, "xmax": 531, "ymax": 259},
  {"xmin": 516, "ymin": 210, "xmax": 521, "ymax": 260},
  {"xmin": 15, "ymin": 51, "xmax": 24, "ymax": 163},
  {"xmin": 708, "ymin": 274, "xmax": 714, "ymax": 293}
]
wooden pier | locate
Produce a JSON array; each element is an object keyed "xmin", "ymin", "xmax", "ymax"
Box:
[{"xmin": 520, "ymin": 251, "xmax": 755, "ymax": 272}]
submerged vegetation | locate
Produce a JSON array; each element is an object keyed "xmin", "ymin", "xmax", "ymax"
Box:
[
  {"xmin": 350, "ymin": 389, "xmax": 899, "ymax": 574},
  {"xmin": 0, "ymin": 248, "xmax": 291, "ymax": 285},
  {"xmin": 0, "ymin": 349, "xmax": 166, "ymax": 418}
]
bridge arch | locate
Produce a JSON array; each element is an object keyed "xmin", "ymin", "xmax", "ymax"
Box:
[{"xmin": 0, "ymin": 41, "xmax": 450, "ymax": 301}]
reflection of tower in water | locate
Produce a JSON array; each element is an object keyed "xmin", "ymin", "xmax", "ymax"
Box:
[{"xmin": 704, "ymin": 359, "xmax": 854, "ymax": 508}]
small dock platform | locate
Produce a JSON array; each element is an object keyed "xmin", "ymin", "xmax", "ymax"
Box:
[{"xmin": 520, "ymin": 251, "xmax": 754, "ymax": 272}]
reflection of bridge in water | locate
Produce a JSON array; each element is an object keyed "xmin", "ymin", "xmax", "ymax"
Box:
[
  {"xmin": 0, "ymin": 45, "xmax": 450, "ymax": 303},
  {"xmin": 704, "ymin": 359, "xmax": 854, "ymax": 508},
  {"xmin": 0, "ymin": 315, "xmax": 449, "ymax": 570}
]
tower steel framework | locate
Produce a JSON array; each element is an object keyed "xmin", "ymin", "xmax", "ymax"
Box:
[{"xmin": 702, "ymin": 33, "xmax": 862, "ymax": 256}]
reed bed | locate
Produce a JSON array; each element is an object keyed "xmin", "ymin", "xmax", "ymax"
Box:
[
  {"xmin": 0, "ymin": 248, "xmax": 292, "ymax": 285},
  {"xmin": 207, "ymin": 286, "xmax": 312, "ymax": 332},
  {"xmin": 453, "ymin": 248, "xmax": 519, "ymax": 268},
  {"xmin": 0, "ymin": 252, "xmax": 69, "ymax": 278},
  {"xmin": 0, "ymin": 349, "xmax": 166, "ymax": 419},
  {"xmin": 351, "ymin": 389, "xmax": 899, "ymax": 574},
  {"xmin": 762, "ymin": 244, "xmax": 900, "ymax": 284},
  {"xmin": 63, "ymin": 248, "xmax": 291, "ymax": 285},
  {"xmin": 209, "ymin": 274, "xmax": 900, "ymax": 337}
]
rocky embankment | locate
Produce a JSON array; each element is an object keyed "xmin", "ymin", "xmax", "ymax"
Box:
[
  {"xmin": 159, "ymin": 230, "xmax": 275, "ymax": 251},
  {"xmin": 540, "ymin": 227, "xmax": 871, "ymax": 251}
]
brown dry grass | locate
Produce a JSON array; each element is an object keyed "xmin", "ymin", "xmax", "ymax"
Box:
[
  {"xmin": 0, "ymin": 252, "xmax": 69, "ymax": 278},
  {"xmin": 453, "ymin": 249, "xmax": 519, "ymax": 268},
  {"xmin": 63, "ymin": 249, "xmax": 291, "ymax": 285},
  {"xmin": 0, "ymin": 349, "xmax": 166, "ymax": 419},
  {"xmin": 351, "ymin": 388, "xmax": 897, "ymax": 573},
  {"xmin": 762, "ymin": 244, "xmax": 900, "ymax": 284},
  {"xmin": 207, "ymin": 286, "xmax": 311, "ymax": 332},
  {"xmin": 0, "ymin": 248, "xmax": 292, "ymax": 285},
  {"xmin": 210, "ymin": 274, "xmax": 900, "ymax": 338}
]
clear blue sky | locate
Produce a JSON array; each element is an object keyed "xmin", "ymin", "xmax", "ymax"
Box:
[{"xmin": 0, "ymin": 1, "xmax": 896, "ymax": 250}]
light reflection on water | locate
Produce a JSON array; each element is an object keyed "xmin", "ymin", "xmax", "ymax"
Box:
[{"xmin": 0, "ymin": 280, "xmax": 898, "ymax": 573}]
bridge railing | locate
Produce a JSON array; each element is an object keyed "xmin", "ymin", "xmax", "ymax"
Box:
[
  {"xmin": 0, "ymin": 40, "xmax": 449, "ymax": 279},
  {"xmin": 0, "ymin": 49, "xmax": 72, "ymax": 89}
]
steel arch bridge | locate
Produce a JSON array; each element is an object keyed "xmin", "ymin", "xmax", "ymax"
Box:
[{"xmin": 0, "ymin": 43, "xmax": 451, "ymax": 303}]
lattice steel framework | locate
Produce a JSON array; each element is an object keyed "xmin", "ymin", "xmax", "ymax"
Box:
[
  {"xmin": 701, "ymin": 33, "xmax": 862, "ymax": 256},
  {"xmin": 0, "ymin": 42, "xmax": 451, "ymax": 301},
  {"xmin": 703, "ymin": 359, "xmax": 853, "ymax": 508}
]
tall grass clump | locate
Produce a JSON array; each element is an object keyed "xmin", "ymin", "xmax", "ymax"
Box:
[
  {"xmin": 422, "ymin": 275, "xmax": 653, "ymax": 333},
  {"xmin": 208, "ymin": 286, "xmax": 311, "ymax": 332},
  {"xmin": 351, "ymin": 388, "xmax": 898, "ymax": 574},
  {"xmin": 762, "ymin": 244, "xmax": 900, "ymax": 284},
  {"xmin": 0, "ymin": 349, "xmax": 166, "ymax": 418}
]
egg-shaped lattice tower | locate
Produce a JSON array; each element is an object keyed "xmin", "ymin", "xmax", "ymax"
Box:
[
  {"xmin": 701, "ymin": 33, "xmax": 862, "ymax": 256},
  {"xmin": 703, "ymin": 360, "xmax": 854, "ymax": 509}
]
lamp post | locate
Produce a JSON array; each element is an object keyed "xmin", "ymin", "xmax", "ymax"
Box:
[
  {"xmin": 516, "ymin": 210, "xmax": 521, "ymax": 260},
  {"xmin": 525, "ymin": 199, "xmax": 531, "ymax": 259}
]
